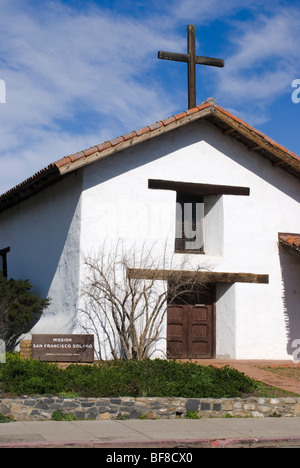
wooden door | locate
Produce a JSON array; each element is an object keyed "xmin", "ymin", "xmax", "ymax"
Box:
[
  {"xmin": 188, "ymin": 304, "xmax": 213, "ymax": 358},
  {"xmin": 167, "ymin": 285, "xmax": 215, "ymax": 359},
  {"xmin": 167, "ymin": 305, "xmax": 188, "ymax": 359}
]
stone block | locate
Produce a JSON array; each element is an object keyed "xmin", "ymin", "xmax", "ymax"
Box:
[
  {"xmin": 294, "ymin": 403, "xmax": 300, "ymax": 415},
  {"xmin": 185, "ymin": 399, "xmax": 200, "ymax": 412}
]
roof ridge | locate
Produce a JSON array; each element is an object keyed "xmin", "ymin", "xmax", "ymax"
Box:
[
  {"xmin": 54, "ymin": 102, "xmax": 213, "ymax": 170},
  {"xmin": 0, "ymin": 102, "xmax": 299, "ymax": 213},
  {"xmin": 214, "ymin": 105, "xmax": 300, "ymax": 163},
  {"xmin": 0, "ymin": 163, "xmax": 59, "ymax": 200},
  {"xmin": 54, "ymin": 102, "xmax": 300, "ymax": 173}
]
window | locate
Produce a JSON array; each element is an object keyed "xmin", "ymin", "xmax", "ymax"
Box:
[
  {"xmin": 148, "ymin": 179, "xmax": 250, "ymax": 256},
  {"xmin": 0, "ymin": 247, "xmax": 10, "ymax": 278},
  {"xmin": 175, "ymin": 193, "xmax": 204, "ymax": 253}
]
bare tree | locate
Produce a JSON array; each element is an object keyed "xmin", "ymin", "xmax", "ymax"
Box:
[{"xmin": 78, "ymin": 241, "xmax": 210, "ymax": 360}]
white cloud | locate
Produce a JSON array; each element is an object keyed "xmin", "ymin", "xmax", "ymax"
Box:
[
  {"xmin": 216, "ymin": 8, "xmax": 300, "ymax": 120},
  {"xmin": 0, "ymin": 0, "xmax": 185, "ymax": 193},
  {"xmin": 0, "ymin": 0, "xmax": 299, "ymax": 194}
]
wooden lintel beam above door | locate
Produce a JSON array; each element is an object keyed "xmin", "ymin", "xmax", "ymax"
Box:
[{"xmin": 127, "ymin": 268, "xmax": 269, "ymax": 284}]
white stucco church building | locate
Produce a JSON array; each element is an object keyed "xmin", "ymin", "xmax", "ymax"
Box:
[{"xmin": 0, "ymin": 99, "xmax": 299, "ymax": 360}]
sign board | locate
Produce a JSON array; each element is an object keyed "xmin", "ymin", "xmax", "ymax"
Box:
[{"xmin": 32, "ymin": 334, "xmax": 94, "ymax": 363}]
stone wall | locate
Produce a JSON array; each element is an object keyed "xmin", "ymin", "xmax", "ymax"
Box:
[{"xmin": 1, "ymin": 396, "xmax": 300, "ymax": 421}]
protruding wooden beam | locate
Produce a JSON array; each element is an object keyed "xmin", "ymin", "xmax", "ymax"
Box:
[{"xmin": 128, "ymin": 268, "xmax": 269, "ymax": 284}]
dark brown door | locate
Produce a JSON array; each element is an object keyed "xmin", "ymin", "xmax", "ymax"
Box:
[
  {"xmin": 167, "ymin": 305, "xmax": 188, "ymax": 359},
  {"xmin": 167, "ymin": 285, "xmax": 215, "ymax": 359},
  {"xmin": 188, "ymin": 304, "xmax": 213, "ymax": 358}
]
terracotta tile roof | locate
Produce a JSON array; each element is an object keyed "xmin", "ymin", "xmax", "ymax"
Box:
[
  {"xmin": 53, "ymin": 101, "xmax": 300, "ymax": 178},
  {"xmin": 0, "ymin": 100, "xmax": 300, "ymax": 212},
  {"xmin": 279, "ymin": 233, "xmax": 300, "ymax": 255},
  {"xmin": 52, "ymin": 103, "xmax": 213, "ymax": 175}
]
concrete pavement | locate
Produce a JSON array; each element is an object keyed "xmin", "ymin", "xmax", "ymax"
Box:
[{"xmin": 1, "ymin": 417, "xmax": 300, "ymax": 448}]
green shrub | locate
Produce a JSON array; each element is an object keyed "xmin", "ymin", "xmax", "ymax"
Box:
[
  {"xmin": 0, "ymin": 356, "xmax": 256, "ymax": 398},
  {"xmin": 0, "ymin": 413, "xmax": 11, "ymax": 423},
  {"xmin": 185, "ymin": 410, "xmax": 202, "ymax": 419},
  {"xmin": 0, "ymin": 353, "xmax": 68, "ymax": 395}
]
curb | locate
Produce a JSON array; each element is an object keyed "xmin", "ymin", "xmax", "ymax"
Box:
[{"xmin": 1, "ymin": 437, "xmax": 300, "ymax": 448}]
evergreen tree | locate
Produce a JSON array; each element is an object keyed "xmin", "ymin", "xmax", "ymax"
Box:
[{"xmin": 0, "ymin": 274, "xmax": 50, "ymax": 351}]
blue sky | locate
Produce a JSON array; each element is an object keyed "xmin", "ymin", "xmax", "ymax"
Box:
[{"xmin": 0, "ymin": 0, "xmax": 299, "ymax": 194}]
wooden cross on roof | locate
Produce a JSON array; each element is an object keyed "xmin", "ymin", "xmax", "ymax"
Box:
[{"xmin": 158, "ymin": 25, "xmax": 224, "ymax": 109}]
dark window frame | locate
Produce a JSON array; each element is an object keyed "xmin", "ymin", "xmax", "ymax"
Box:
[
  {"xmin": 0, "ymin": 247, "xmax": 10, "ymax": 278},
  {"xmin": 148, "ymin": 179, "xmax": 250, "ymax": 256},
  {"xmin": 175, "ymin": 193, "xmax": 204, "ymax": 254}
]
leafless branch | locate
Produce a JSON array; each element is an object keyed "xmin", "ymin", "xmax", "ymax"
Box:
[{"xmin": 78, "ymin": 240, "xmax": 210, "ymax": 360}]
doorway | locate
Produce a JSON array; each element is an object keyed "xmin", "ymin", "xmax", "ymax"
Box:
[{"xmin": 167, "ymin": 284, "xmax": 216, "ymax": 359}]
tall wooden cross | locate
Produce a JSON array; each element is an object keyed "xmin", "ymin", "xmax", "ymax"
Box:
[{"xmin": 158, "ymin": 25, "xmax": 224, "ymax": 109}]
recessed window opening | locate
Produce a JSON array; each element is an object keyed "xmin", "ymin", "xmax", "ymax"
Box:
[
  {"xmin": 175, "ymin": 193, "xmax": 204, "ymax": 253},
  {"xmin": 0, "ymin": 247, "xmax": 10, "ymax": 278}
]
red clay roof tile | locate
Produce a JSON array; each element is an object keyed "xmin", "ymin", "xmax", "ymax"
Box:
[
  {"xmin": 174, "ymin": 111, "xmax": 188, "ymax": 120},
  {"xmin": 123, "ymin": 131, "xmax": 137, "ymax": 141},
  {"xmin": 162, "ymin": 116, "xmax": 176, "ymax": 126},
  {"xmin": 279, "ymin": 234, "xmax": 300, "ymax": 254},
  {"xmin": 215, "ymin": 105, "xmax": 300, "ymax": 163},
  {"xmin": 148, "ymin": 121, "xmax": 164, "ymax": 131},
  {"xmin": 110, "ymin": 136, "xmax": 125, "ymax": 147},
  {"xmin": 96, "ymin": 141, "xmax": 112, "ymax": 152},
  {"xmin": 83, "ymin": 146, "xmax": 99, "ymax": 157},
  {"xmin": 54, "ymin": 156, "xmax": 71, "ymax": 168},
  {"xmin": 135, "ymin": 126, "xmax": 150, "ymax": 136},
  {"xmin": 69, "ymin": 151, "xmax": 85, "ymax": 162},
  {"xmin": 186, "ymin": 107, "xmax": 201, "ymax": 115},
  {"xmin": 52, "ymin": 102, "xmax": 300, "ymax": 173}
]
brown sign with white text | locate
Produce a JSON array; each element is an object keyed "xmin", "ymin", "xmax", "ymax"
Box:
[{"xmin": 32, "ymin": 334, "xmax": 94, "ymax": 362}]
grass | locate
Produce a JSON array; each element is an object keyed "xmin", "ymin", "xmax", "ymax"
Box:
[
  {"xmin": 262, "ymin": 367, "xmax": 300, "ymax": 382},
  {"xmin": 185, "ymin": 410, "xmax": 202, "ymax": 419},
  {"xmin": 51, "ymin": 410, "xmax": 76, "ymax": 421},
  {"xmin": 246, "ymin": 379, "xmax": 300, "ymax": 398}
]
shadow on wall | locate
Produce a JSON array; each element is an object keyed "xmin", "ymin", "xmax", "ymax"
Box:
[
  {"xmin": 4, "ymin": 171, "xmax": 83, "ymax": 335},
  {"xmin": 279, "ymin": 246, "xmax": 300, "ymax": 356}
]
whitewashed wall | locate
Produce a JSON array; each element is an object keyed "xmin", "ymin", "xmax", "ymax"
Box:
[
  {"xmin": 79, "ymin": 120, "xmax": 300, "ymax": 359},
  {"xmin": 0, "ymin": 172, "xmax": 82, "ymax": 335},
  {"xmin": 0, "ymin": 119, "xmax": 299, "ymax": 359}
]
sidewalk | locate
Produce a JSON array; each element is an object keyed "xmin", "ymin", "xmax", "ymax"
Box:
[{"xmin": 1, "ymin": 418, "xmax": 300, "ymax": 448}]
